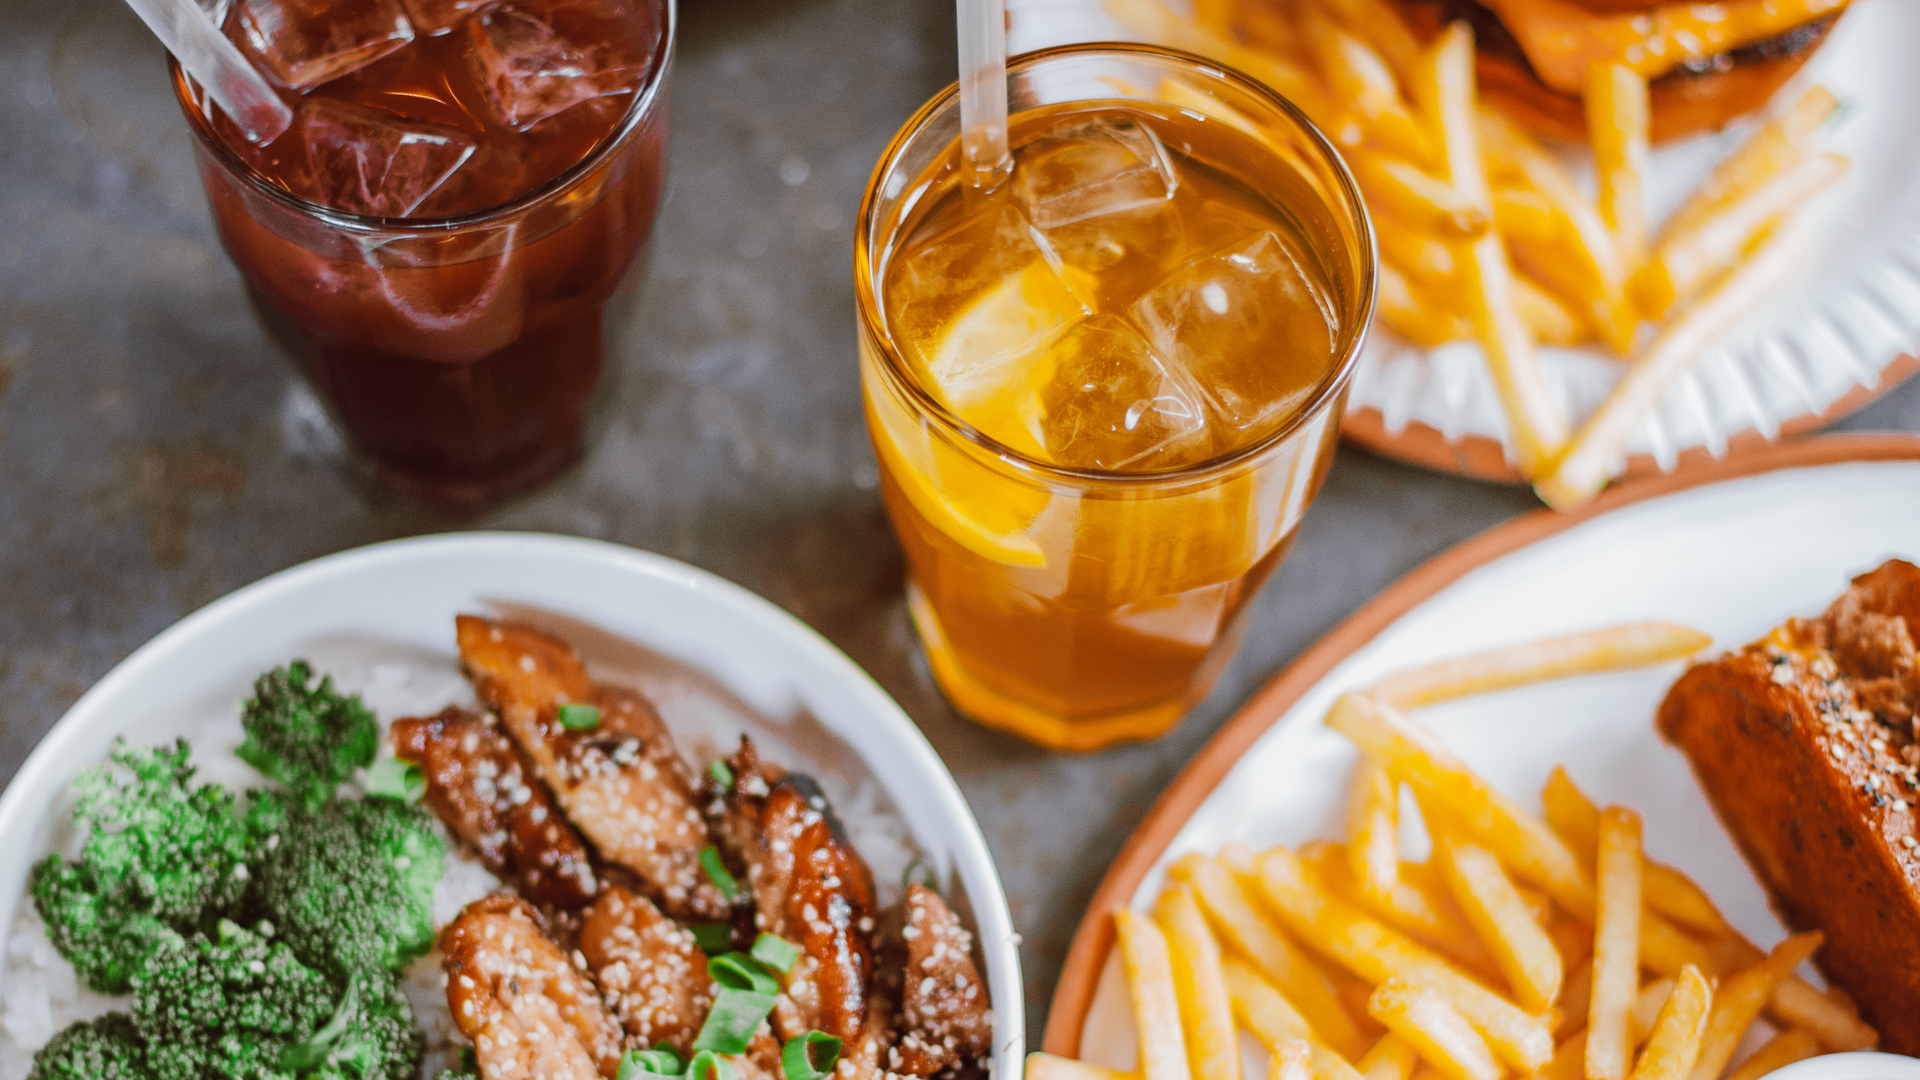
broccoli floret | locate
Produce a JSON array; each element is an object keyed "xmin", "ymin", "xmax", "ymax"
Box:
[
  {"xmin": 27, "ymin": 1013, "xmax": 153, "ymax": 1080},
  {"xmin": 132, "ymin": 920, "xmax": 336, "ymax": 1080},
  {"xmin": 239, "ymin": 662, "xmax": 379, "ymax": 812},
  {"xmin": 249, "ymin": 793, "xmax": 445, "ymax": 981},
  {"xmin": 279, "ymin": 969, "xmax": 424, "ymax": 1080},
  {"xmin": 32, "ymin": 741, "xmax": 253, "ymax": 991}
]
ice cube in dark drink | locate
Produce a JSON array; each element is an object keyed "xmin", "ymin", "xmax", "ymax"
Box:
[
  {"xmin": 238, "ymin": 0, "xmax": 415, "ymax": 89},
  {"xmin": 299, "ymin": 98, "xmax": 476, "ymax": 217}
]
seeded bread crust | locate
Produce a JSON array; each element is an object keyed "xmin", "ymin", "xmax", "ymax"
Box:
[{"xmin": 1657, "ymin": 563, "xmax": 1920, "ymax": 1053}]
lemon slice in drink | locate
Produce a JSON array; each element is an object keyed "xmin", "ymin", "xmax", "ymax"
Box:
[{"xmin": 881, "ymin": 260, "xmax": 1087, "ymax": 568}]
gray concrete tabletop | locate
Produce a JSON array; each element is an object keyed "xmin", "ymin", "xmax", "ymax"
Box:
[{"xmin": 3, "ymin": 0, "xmax": 1918, "ymax": 1047}]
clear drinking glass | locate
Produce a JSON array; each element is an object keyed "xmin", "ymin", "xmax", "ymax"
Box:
[
  {"xmin": 856, "ymin": 43, "xmax": 1376, "ymax": 752},
  {"xmin": 169, "ymin": 0, "xmax": 674, "ymax": 510}
]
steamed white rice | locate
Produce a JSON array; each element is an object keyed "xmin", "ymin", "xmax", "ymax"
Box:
[{"xmin": 2, "ymin": 636, "xmax": 920, "ymax": 1078}]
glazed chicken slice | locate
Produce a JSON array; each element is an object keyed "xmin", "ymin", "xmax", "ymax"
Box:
[
  {"xmin": 456, "ymin": 615, "xmax": 730, "ymax": 920},
  {"xmin": 889, "ymin": 885, "xmax": 993, "ymax": 1076},
  {"xmin": 441, "ymin": 894, "xmax": 625, "ymax": 1080},
  {"xmin": 711, "ymin": 738, "xmax": 878, "ymax": 1046},
  {"xmin": 392, "ymin": 706, "xmax": 599, "ymax": 909},
  {"xmin": 577, "ymin": 885, "xmax": 711, "ymax": 1056}
]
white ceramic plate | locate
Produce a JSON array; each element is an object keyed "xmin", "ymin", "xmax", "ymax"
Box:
[
  {"xmin": 1008, "ymin": 0, "xmax": 1920, "ymax": 484},
  {"xmin": 1055, "ymin": 438, "xmax": 1920, "ymax": 1069},
  {"xmin": 0, "ymin": 533, "xmax": 1023, "ymax": 1075}
]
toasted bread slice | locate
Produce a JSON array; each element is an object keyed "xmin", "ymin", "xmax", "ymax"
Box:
[{"xmin": 1658, "ymin": 560, "xmax": 1920, "ymax": 1052}]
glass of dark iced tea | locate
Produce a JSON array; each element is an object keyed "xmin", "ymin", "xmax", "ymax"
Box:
[{"xmin": 171, "ymin": 0, "xmax": 673, "ymax": 508}]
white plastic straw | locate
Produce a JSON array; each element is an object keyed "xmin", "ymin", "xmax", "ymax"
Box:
[
  {"xmin": 122, "ymin": 0, "xmax": 293, "ymax": 143},
  {"xmin": 955, "ymin": 0, "xmax": 1010, "ymax": 189}
]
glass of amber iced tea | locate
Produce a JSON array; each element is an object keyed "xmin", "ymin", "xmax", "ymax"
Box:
[
  {"xmin": 172, "ymin": 0, "xmax": 673, "ymax": 507},
  {"xmin": 857, "ymin": 44, "xmax": 1375, "ymax": 751}
]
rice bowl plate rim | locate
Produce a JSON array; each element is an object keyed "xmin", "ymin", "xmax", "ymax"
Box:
[{"xmin": 0, "ymin": 531, "xmax": 1025, "ymax": 1074}]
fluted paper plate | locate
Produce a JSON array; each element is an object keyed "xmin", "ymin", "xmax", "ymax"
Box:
[{"xmin": 1009, "ymin": 0, "xmax": 1920, "ymax": 484}]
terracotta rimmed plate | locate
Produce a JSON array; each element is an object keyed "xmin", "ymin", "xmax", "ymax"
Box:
[
  {"xmin": 1042, "ymin": 432, "xmax": 1920, "ymax": 1067},
  {"xmin": 1008, "ymin": 0, "xmax": 1920, "ymax": 486}
]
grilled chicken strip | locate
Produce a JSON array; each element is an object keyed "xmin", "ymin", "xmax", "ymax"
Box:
[
  {"xmin": 889, "ymin": 885, "xmax": 993, "ymax": 1076},
  {"xmin": 456, "ymin": 615, "xmax": 730, "ymax": 920},
  {"xmin": 393, "ymin": 706, "xmax": 599, "ymax": 909},
  {"xmin": 441, "ymin": 894, "xmax": 625, "ymax": 1080},
  {"xmin": 711, "ymin": 737, "xmax": 877, "ymax": 1046},
  {"xmin": 578, "ymin": 885, "xmax": 711, "ymax": 1056}
]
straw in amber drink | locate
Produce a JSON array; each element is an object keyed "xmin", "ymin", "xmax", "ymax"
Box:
[{"xmin": 858, "ymin": 46, "xmax": 1374, "ymax": 751}]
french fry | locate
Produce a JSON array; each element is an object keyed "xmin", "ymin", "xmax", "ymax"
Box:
[
  {"xmin": 1325, "ymin": 694, "xmax": 1596, "ymax": 920},
  {"xmin": 1536, "ymin": 228, "xmax": 1803, "ymax": 510},
  {"xmin": 1631, "ymin": 153, "xmax": 1847, "ymax": 319},
  {"xmin": 1340, "ymin": 979, "xmax": 1392, "ymax": 1041},
  {"xmin": 1226, "ymin": 967, "xmax": 1373, "ymax": 1080},
  {"xmin": 1514, "ymin": 273, "xmax": 1590, "ymax": 347},
  {"xmin": 1375, "ymin": 213, "xmax": 1463, "ymax": 286},
  {"xmin": 1103, "ymin": 0, "xmax": 1340, "ymax": 130},
  {"xmin": 1366, "ymin": 979, "xmax": 1505, "ymax": 1080},
  {"xmin": 1415, "ymin": 24, "xmax": 1566, "ymax": 473},
  {"xmin": 1662, "ymin": 87, "xmax": 1840, "ymax": 240},
  {"xmin": 1252, "ymin": 846, "xmax": 1556, "ymax": 1072},
  {"xmin": 1723, "ymin": 1029, "xmax": 1821, "ymax": 1080},
  {"xmin": 1763, "ymin": 977, "xmax": 1877, "ymax": 1051},
  {"xmin": 1368, "ymin": 623, "xmax": 1712, "ymax": 708},
  {"xmin": 1537, "ymin": 1031, "xmax": 1587, "ymax": 1080},
  {"xmin": 1585, "ymin": 62, "xmax": 1650, "ymax": 261},
  {"xmin": 1305, "ymin": 843, "xmax": 1501, "ymax": 983},
  {"xmin": 1155, "ymin": 884, "xmax": 1242, "ymax": 1080},
  {"xmin": 1308, "ymin": 0, "xmax": 1423, "ymax": 81},
  {"xmin": 1300, "ymin": 10, "xmax": 1434, "ymax": 166},
  {"xmin": 1481, "ymin": 114, "xmax": 1633, "ymax": 353},
  {"xmin": 1360, "ymin": 1034, "xmax": 1420, "ymax": 1080},
  {"xmin": 1224, "ymin": 956, "xmax": 1317, "ymax": 1047},
  {"xmin": 1350, "ymin": 764, "xmax": 1403, "ymax": 903},
  {"xmin": 1188, "ymin": 0, "xmax": 1232, "ymax": 36},
  {"xmin": 1433, "ymin": 832, "xmax": 1563, "ymax": 1012},
  {"xmin": 1275, "ymin": 1040, "xmax": 1318, "ymax": 1080},
  {"xmin": 1689, "ymin": 934, "xmax": 1824, "ymax": 1080},
  {"xmin": 1379, "ymin": 262, "xmax": 1473, "ymax": 347},
  {"xmin": 1587, "ymin": 807, "xmax": 1645, "ymax": 1080},
  {"xmin": 1350, "ymin": 153, "xmax": 1490, "ymax": 238},
  {"xmin": 1629, "ymin": 966, "xmax": 1713, "ymax": 1080},
  {"xmin": 1115, "ymin": 907, "xmax": 1194, "ymax": 1080},
  {"xmin": 1540, "ymin": 768, "xmax": 1731, "ymax": 937},
  {"xmin": 1027, "ymin": 1054, "xmax": 1142, "ymax": 1080},
  {"xmin": 1631, "ymin": 977, "xmax": 1676, "ymax": 1046},
  {"xmin": 1172, "ymin": 854, "xmax": 1369, "ymax": 1060},
  {"xmin": 1556, "ymin": 961, "xmax": 1593, "ymax": 1037}
]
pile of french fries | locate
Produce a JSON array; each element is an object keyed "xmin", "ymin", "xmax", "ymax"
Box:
[
  {"xmin": 1105, "ymin": 0, "xmax": 1851, "ymax": 506},
  {"xmin": 1028, "ymin": 623, "xmax": 1880, "ymax": 1080}
]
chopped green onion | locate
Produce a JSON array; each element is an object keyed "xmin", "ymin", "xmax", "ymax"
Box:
[
  {"xmin": 616, "ymin": 1048, "xmax": 684, "ymax": 1080},
  {"xmin": 364, "ymin": 757, "xmax": 425, "ymax": 804},
  {"xmin": 700, "ymin": 846, "xmax": 741, "ymax": 901},
  {"xmin": 750, "ymin": 933, "xmax": 800, "ymax": 974},
  {"xmin": 691, "ymin": 922, "xmax": 733, "ymax": 954},
  {"xmin": 709, "ymin": 952, "xmax": 780, "ymax": 995},
  {"xmin": 781, "ymin": 1031, "xmax": 844, "ymax": 1080},
  {"xmin": 708, "ymin": 760, "xmax": 735, "ymax": 789},
  {"xmin": 558, "ymin": 703, "xmax": 602, "ymax": 730},
  {"xmin": 686, "ymin": 1049, "xmax": 738, "ymax": 1080},
  {"xmin": 691, "ymin": 987, "xmax": 777, "ymax": 1054},
  {"xmin": 902, "ymin": 857, "xmax": 938, "ymax": 891}
]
